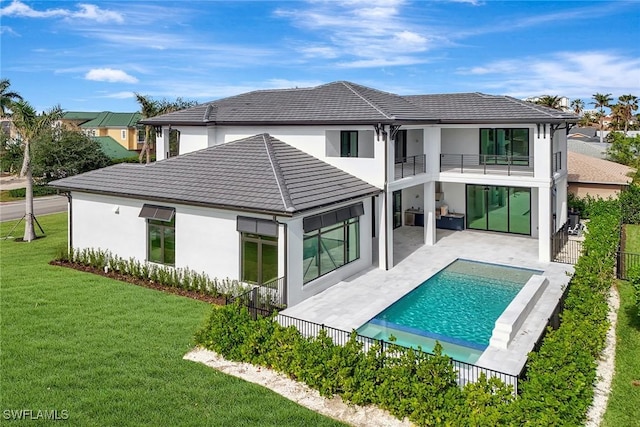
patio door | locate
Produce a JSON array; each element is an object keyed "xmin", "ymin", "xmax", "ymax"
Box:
[
  {"xmin": 465, "ymin": 185, "xmax": 531, "ymax": 235},
  {"xmin": 394, "ymin": 130, "xmax": 407, "ymax": 162},
  {"xmin": 393, "ymin": 190, "xmax": 402, "ymax": 229}
]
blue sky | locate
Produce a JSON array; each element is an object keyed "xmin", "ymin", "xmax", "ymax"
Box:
[{"xmin": 1, "ymin": 0, "xmax": 639, "ymax": 113}]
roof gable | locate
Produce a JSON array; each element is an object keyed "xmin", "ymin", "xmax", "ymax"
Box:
[{"xmin": 50, "ymin": 134, "xmax": 380, "ymax": 215}]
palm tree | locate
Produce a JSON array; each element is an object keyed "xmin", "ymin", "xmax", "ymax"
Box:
[
  {"xmin": 134, "ymin": 93, "xmax": 160, "ymax": 164},
  {"xmin": 11, "ymin": 100, "xmax": 63, "ymax": 242},
  {"xmin": 592, "ymin": 93, "xmax": 613, "ymax": 143},
  {"xmin": 533, "ymin": 95, "xmax": 564, "ymax": 110},
  {"xmin": 570, "ymin": 99, "xmax": 584, "ymax": 116},
  {"xmin": 135, "ymin": 94, "xmax": 197, "ymax": 163},
  {"xmin": 0, "ymin": 79, "xmax": 23, "ymax": 117},
  {"xmin": 617, "ymin": 94, "xmax": 638, "ymax": 135}
]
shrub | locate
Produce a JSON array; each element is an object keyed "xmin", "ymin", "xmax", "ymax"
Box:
[{"xmin": 628, "ymin": 264, "xmax": 640, "ymax": 316}]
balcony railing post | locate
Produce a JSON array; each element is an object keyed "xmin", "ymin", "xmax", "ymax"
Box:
[{"xmin": 460, "ymin": 154, "xmax": 464, "ymax": 173}]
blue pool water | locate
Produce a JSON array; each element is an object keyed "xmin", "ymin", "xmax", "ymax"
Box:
[{"xmin": 357, "ymin": 259, "xmax": 542, "ymax": 363}]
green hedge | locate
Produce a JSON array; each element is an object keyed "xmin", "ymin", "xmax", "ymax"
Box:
[
  {"xmin": 195, "ymin": 304, "xmax": 515, "ymax": 426},
  {"xmin": 194, "ymin": 199, "xmax": 621, "ymax": 426},
  {"xmin": 55, "ymin": 247, "xmax": 250, "ymax": 299},
  {"xmin": 8, "ymin": 186, "xmax": 58, "ymax": 198}
]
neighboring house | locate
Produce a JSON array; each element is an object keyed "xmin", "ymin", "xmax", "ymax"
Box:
[
  {"xmin": 567, "ymin": 151, "xmax": 634, "ymax": 199},
  {"xmin": 61, "ymin": 111, "xmax": 143, "ymax": 151},
  {"xmin": 51, "ymin": 81, "xmax": 577, "ymax": 306}
]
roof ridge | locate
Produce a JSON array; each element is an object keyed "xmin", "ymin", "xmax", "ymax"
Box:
[
  {"xmin": 340, "ymin": 82, "xmax": 394, "ymax": 120},
  {"xmin": 262, "ymin": 134, "xmax": 295, "ymax": 212}
]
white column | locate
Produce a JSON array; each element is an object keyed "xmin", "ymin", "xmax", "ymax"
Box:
[
  {"xmin": 155, "ymin": 127, "xmax": 170, "ymax": 161},
  {"xmin": 538, "ymin": 186, "xmax": 552, "ymax": 262},
  {"xmin": 424, "ymin": 181, "xmax": 436, "ymax": 245},
  {"xmin": 533, "ymin": 124, "xmax": 551, "ymax": 179}
]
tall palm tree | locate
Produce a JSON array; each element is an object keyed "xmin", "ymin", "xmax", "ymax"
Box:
[
  {"xmin": 617, "ymin": 94, "xmax": 638, "ymax": 135},
  {"xmin": 134, "ymin": 93, "xmax": 160, "ymax": 164},
  {"xmin": 533, "ymin": 95, "xmax": 563, "ymax": 110},
  {"xmin": 11, "ymin": 100, "xmax": 63, "ymax": 242},
  {"xmin": 0, "ymin": 79, "xmax": 23, "ymax": 117},
  {"xmin": 135, "ymin": 94, "xmax": 197, "ymax": 163},
  {"xmin": 592, "ymin": 93, "xmax": 613, "ymax": 143},
  {"xmin": 570, "ymin": 99, "xmax": 584, "ymax": 116}
]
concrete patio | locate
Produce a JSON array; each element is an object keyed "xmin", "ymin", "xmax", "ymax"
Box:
[{"xmin": 282, "ymin": 226, "xmax": 573, "ymax": 377}]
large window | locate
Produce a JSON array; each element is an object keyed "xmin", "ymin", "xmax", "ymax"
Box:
[
  {"xmin": 480, "ymin": 128, "xmax": 529, "ymax": 165},
  {"xmin": 241, "ymin": 233, "xmax": 278, "ymax": 285},
  {"xmin": 466, "ymin": 185, "xmax": 531, "ymax": 235},
  {"xmin": 148, "ymin": 217, "xmax": 175, "ymax": 265},
  {"xmin": 303, "ymin": 218, "xmax": 360, "ymax": 284},
  {"xmin": 140, "ymin": 205, "xmax": 176, "ymax": 265},
  {"xmin": 340, "ymin": 131, "xmax": 358, "ymax": 157},
  {"xmin": 302, "ymin": 203, "xmax": 363, "ymax": 284}
]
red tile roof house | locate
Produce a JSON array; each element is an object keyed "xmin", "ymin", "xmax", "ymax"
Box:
[{"xmin": 50, "ymin": 82, "xmax": 578, "ymax": 307}]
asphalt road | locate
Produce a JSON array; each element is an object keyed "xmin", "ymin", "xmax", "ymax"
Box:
[{"xmin": 0, "ymin": 195, "xmax": 68, "ymax": 222}]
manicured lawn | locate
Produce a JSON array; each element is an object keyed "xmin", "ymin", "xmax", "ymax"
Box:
[
  {"xmin": 0, "ymin": 213, "xmax": 345, "ymax": 426},
  {"xmin": 601, "ymin": 280, "xmax": 640, "ymax": 427},
  {"xmin": 602, "ymin": 224, "xmax": 640, "ymax": 426},
  {"xmin": 624, "ymin": 224, "xmax": 640, "ymax": 252}
]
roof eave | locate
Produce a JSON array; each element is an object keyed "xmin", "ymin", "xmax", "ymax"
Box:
[{"xmin": 50, "ymin": 186, "xmax": 383, "ymax": 217}]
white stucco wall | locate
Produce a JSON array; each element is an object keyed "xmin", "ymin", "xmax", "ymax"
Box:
[
  {"xmin": 72, "ymin": 193, "xmax": 147, "ymax": 260},
  {"xmin": 176, "ymin": 127, "xmax": 210, "ymax": 155},
  {"xmin": 70, "ymin": 191, "xmax": 375, "ymax": 307}
]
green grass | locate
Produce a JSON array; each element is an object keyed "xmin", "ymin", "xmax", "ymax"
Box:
[
  {"xmin": 0, "ymin": 213, "xmax": 345, "ymax": 426},
  {"xmin": 601, "ymin": 280, "xmax": 640, "ymax": 427},
  {"xmin": 624, "ymin": 224, "xmax": 640, "ymax": 253}
]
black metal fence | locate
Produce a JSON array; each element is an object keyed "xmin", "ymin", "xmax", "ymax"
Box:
[
  {"xmin": 440, "ymin": 154, "xmax": 534, "ymax": 176},
  {"xmin": 394, "ymin": 154, "xmax": 426, "ymax": 179},
  {"xmin": 225, "ymin": 278, "xmax": 287, "ymax": 319},
  {"xmin": 551, "ymin": 221, "xmax": 584, "ymax": 264},
  {"xmin": 272, "ymin": 313, "xmax": 520, "ymax": 393},
  {"xmin": 617, "ymin": 252, "xmax": 640, "ymax": 280}
]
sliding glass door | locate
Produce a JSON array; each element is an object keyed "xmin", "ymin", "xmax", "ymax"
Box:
[{"xmin": 466, "ymin": 185, "xmax": 531, "ymax": 235}]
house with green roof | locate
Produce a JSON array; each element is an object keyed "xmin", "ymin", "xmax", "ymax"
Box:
[{"xmin": 61, "ymin": 111, "xmax": 143, "ymax": 152}]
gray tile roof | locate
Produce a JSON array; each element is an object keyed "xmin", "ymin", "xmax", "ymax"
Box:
[
  {"xmin": 49, "ymin": 134, "xmax": 381, "ymax": 215},
  {"xmin": 142, "ymin": 81, "xmax": 578, "ymax": 126},
  {"xmin": 404, "ymin": 93, "xmax": 578, "ymax": 123}
]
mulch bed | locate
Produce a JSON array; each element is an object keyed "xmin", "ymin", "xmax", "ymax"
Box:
[{"xmin": 49, "ymin": 260, "xmax": 227, "ymax": 305}]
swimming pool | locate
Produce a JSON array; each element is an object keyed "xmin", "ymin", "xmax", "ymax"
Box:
[{"xmin": 356, "ymin": 259, "xmax": 542, "ymax": 363}]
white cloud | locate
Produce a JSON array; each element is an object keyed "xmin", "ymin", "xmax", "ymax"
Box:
[
  {"xmin": 102, "ymin": 91, "xmax": 136, "ymax": 99},
  {"xmin": 275, "ymin": 0, "xmax": 434, "ymax": 67},
  {"xmin": 85, "ymin": 68, "xmax": 138, "ymax": 84},
  {"xmin": 0, "ymin": 1, "xmax": 123, "ymax": 23},
  {"xmin": 456, "ymin": 51, "xmax": 640, "ymax": 98},
  {"xmin": 0, "ymin": 25, "xmax": 19, "ymax": 36},
  {"xmin": 71, "ymin": 4, "xmax": 124, "ymax": 23}
]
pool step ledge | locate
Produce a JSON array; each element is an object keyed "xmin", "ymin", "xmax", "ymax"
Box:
[{"xmin": 489, "ymin": 275, "xmax": 549, "ymax": 350}]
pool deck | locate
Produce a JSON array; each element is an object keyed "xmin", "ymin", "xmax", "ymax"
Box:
[{"xmin": 282, "ymin": 227, "xmax": 573, "ymax": 377}]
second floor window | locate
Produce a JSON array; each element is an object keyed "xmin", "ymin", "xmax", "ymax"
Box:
[
  {"xmin": 480, "ymin": 128, "xmax": 529, "ymax": 165},
  {"xmin": 340, "ymin": 131, "xmax": 358, "ymax": 157}
]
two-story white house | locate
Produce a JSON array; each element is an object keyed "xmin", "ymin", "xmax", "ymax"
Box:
[{"xmin": 50, "ymin": 82, "xmax": 577, "ymax": 306}]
